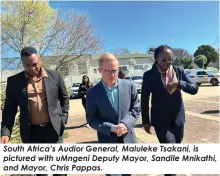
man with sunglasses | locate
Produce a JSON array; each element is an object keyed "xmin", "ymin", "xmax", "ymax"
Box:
[
  {"xmin": 1, "ymin": 47, "xmax": 69, "ymax": 150},
  {"xmin": 86, "ymin": 53, "xmax": 140, "ymax": 174}
]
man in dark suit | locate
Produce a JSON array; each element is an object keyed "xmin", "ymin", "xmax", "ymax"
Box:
[
  {"xmin": 141, "ymin": 45, "xmax": 198, "ymax": 176},
  {"xmin": 118, "ymin": 70, "xmax": 126, "ymax": 79},
  {"xmin": 1, "ymin": 47, "xmax": 69, "ymax": 145},
  {"xmin": 86, "ymin": 53, "xmax": 140, "ymax": 144}
]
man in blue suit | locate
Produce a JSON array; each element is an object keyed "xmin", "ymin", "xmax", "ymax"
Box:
[{"xmin": 86, "ymin": 53, "xmax": 141, "ymax": 146}]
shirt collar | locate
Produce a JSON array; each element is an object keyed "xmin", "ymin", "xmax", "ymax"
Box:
[
  {"xmin": 25, "ymin": 67, "xmax": 48, "ymax": 80},
  {"xmin": 102, "ymin": 79, "xmax": 118, "ymax": 90}
]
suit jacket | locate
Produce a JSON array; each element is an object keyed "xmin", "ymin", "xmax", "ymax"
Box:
[
  {"xmin": 86, "ymin": 79, "xmax": 141, "ymax": 143},
  {"xmin": 1, "ymin": 69, "xmax": 69, "ymax": 143},
  {"xmin": 141, "ymin": 65, "xmax": 198, "ymax": 129}
]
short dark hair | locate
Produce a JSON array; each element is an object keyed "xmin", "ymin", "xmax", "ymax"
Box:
[
  {"xmin": 20, "ymin": 47, "xmax": 37, "ymax": 57},
  {"xmin": 118, "ymin": 70, "xmax": 126, "ymax": 79},
  {"xmin": 154, "ymin": 45, "xmax": 172, "ymax": 60}
]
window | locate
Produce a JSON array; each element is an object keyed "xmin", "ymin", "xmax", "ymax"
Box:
[
  {"xmin": 197, "ymin": 71, "xmax": 208, "ymax": 75},
  {"xmin": 134, "ymin": 65, "xmax": 144, "ymax": 70},
  {"xmin": 131, "ymin": 76, "xmax": 143, "ymax": 80},
  {"xmin": 207, "ymin": 70, "xmax": 217, "ymax": 74}
]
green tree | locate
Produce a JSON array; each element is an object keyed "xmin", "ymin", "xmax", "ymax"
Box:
[
  {"xmin": 1, "ymin": 0, "xmax": 103, "ymax": 72},
  {"xmin": 181, "ymin": 57, "xmax": 192, "ymax": 69},
  {"xmin": 194, "ymin": 45, "xmax": 219, "ymax": 69},
  {"xmin": 188, "ymin": 64, "xmax": 194, "ymax": 69},
  {"xmin": 172, "ymin": 48, "xmax": 193, "ymax": 66},
  {"xmin": 1, "ymin": 0, "xmax": 56, "ymax": 55},
  {"xmin": 194, "ymin": 55, "xmax": 207, "ymax": 68}
]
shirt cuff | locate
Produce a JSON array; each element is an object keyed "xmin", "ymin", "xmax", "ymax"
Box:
[
  {"xmin": 111, "ymin": 125, "xmax": 114, "ymax": 132},
  {"xmin": 111, "ymin": 125, "xmax": 117, "ymax": 132}
]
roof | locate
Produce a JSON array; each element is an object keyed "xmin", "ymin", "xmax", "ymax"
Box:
[
  {"xmin": 91, "ymin": 54, "xmax": 154, "ymax": 60},
  {"xmin": 90, "ymin": 54, "xmax": 154, "ymax": 67}
]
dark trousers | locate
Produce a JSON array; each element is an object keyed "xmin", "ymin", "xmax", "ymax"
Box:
[
  {"xmin": 154, "ymin": 123, "xmax": 184, "ymax": 176},
  {"xmin": 82, "ymin": 97, "xmax": 86, "ymax": 110},
  {"xmin": 30, "ymin": 122, "xmax": 63, "ymax": 143},
  {"xmin": 30, "ymin": 122, "xmax": 65, "ymax": 176},
  {"xmin": 154, "ymin": 124, "xmax": 184, "ymax": 144}
]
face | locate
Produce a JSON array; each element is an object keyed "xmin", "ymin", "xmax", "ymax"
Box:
[
  {"xmin": 156, "ymin": 48, "xmax": 173, "ymax": 70},
  {"xmin": 83, "ymin": 76, "xmax": 89, "ymax": 83},
  {"xmin": 22, "ymin": 54, "xmax": 42, "ymax": 77},
  {"xmin": 98, "ymin": 59, "xmax": 119, "ymax": 85}
]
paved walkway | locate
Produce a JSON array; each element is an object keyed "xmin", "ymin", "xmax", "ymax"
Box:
[
  {"xmin": 63, "ymin": 85, "xmax": 219, "ymax": 176},
  {"xmin": 1, "ymin": 86, "xmax": 218, "ymax": 176},
  {"xmin": 65, "ymin": 87, "xmax": 219, "ymax": 144}
]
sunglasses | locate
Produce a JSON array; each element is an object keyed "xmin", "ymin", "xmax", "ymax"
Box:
[
  {"xmin": 161, "ymin": 58, "xmax": 172, "ymax": 63},
  {"xmin": 160, "ymin": 56, "xmax": 176, "ymax": 63}
]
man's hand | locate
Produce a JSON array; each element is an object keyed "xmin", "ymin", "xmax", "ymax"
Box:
[
  {"xmin": 1, "ymin": 136, "xmax": 9, "ymax": 144},
  {"xmin": 115, "ymin": 123, "xmax": 128, "ymax": 137},
  {"xmin": 167, "ymin": 80, "xmax": 178, "ymax": 90},
  {"xmin": 143, "ymin": 124, "xmax": 152, "ymax": 134}
]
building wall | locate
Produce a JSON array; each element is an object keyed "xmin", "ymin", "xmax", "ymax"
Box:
[
  {"xmin": 88, "ymin": 56, "xmax": 154, "ymax": 79},
  {"xmin": 1, "ymin": 54, "xmax": 154, "ymax": 87}
]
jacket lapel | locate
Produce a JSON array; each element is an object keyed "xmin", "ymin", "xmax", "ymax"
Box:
[
  {"xmin": 118, "ymin": 79, "xmax": 124, "ymax": 123},
  {"xmin": 43, "ymin": 77, "xmax": 50, "ymax": 105},
  {"xmin": 173, "ymin": 66, "xmax": 180, "ymax": 80},
  {"xmin": 43, "ymin": 71, "xmax": 55, "ymax": 111},
  {"xmin": 20, "ymin": 72, "xmax": 30, "ymax": 112}
]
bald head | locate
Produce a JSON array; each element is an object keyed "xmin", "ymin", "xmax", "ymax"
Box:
[{"xmin": 99, "ymin": 53, "xmax": 118, "ymax": 66}]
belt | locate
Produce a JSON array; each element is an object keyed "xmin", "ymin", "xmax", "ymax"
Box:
[{"xmin": 31, "ymin": 122, "xmax": 51, "ymax": 127}]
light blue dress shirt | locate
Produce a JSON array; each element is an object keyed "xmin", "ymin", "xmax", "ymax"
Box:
[{"xmin": 102, "ymin": 80, "xmax": 119, "ymax": 115}]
